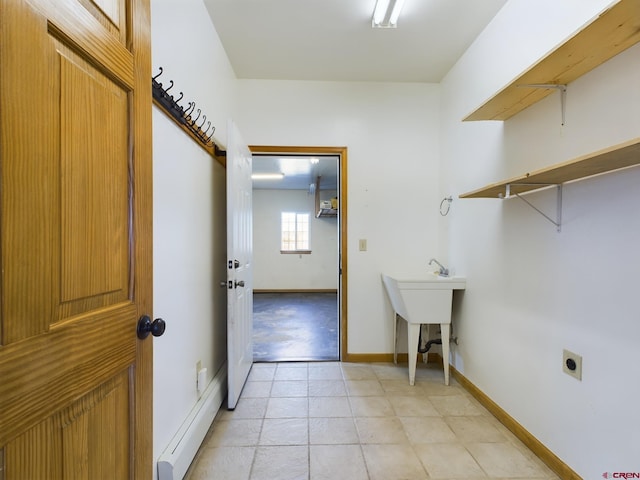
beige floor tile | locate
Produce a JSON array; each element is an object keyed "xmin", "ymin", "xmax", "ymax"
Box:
[
  {"xmin": 274, "ymin": 366, "xmax": 309, "ymax": 381},
  {"xmin": 380, "ymin": 379, "xmax": 428, "ymax": 396},
  {"xmin": 248, "ymin": 364, "xmax": 277, "ymax": 381},
  {"xmin": 250, "ymin": 445, "xmax": 308, "ymax": 480},
  {"xmin": 429, "ymin": 394, "xmax": 484, "ymax": 416},
  {"xmin": 445, "ymin": 415, "xmax": 506, "ymax": 443},
  {"xmin": 341, "ymin": 364, "xmax": 377, "ymax": 380},
  {"xmin": 230, "ymin": 398, "xmax": 269, "ymax": 419},
  {"xmin": 388, "ymin": 395, "xmax": 440, "ymax": 417},
  {"xmin": 281, "ymin": 362, "xmax": 309, "ymax": 368},
  {"xmin": 309, "ymin": 417, "xmax": 359, "ymax": 444},
  {"xmin": 309, "ymin": 361, "xmax": 340, "ymax": 367},
  {"xmin": 186, "ymin": 446, "xmax": 255, "ymax": 480},
  {"xmin": 418, "ymin": 380, "xmax": 466, "ymax": 396},
  {"xmin": 242, "ymin": 381, "xmax": 273, "ymax": 398},
  {"xmin": 466, "ymin": 442, "xmax": 548, "ymax": 478},
  {"xmin": 265, "ymin": 397, "xmax": 309, "ymax": 418},
  {"xmin": 308, "ymin": 364, "xmax": 343, "ymax": 380},
  {"xmin": 362, "ymin": 444, "xmax": 428, "ymax": 480},
  {"xmin": 414, "ymin": 442, "xmax": 487, "ymax": 478},
  {"xmin": 188, "ymin": 362, "xmax": 560, "ymax": 480},
  {"xmin": 345, "ymin": 379, "xmax": 385, "ymax": 396},
  {"xmin": 349, "ymin": 396, "xmax": 395, "ymax": 417},
  {"xmin": 356, "ymin": 417, "xmax": 409, "ymax": 444},
  {"xmin": 414, "ymin": 363, "xmax": 448, "ymax": 379},
  {"xmin": 371, "ymin": 363, "xmax": 410, "ymax": 380},
  {"xmin": 271, "ymin": 380, "xmax": 308, "ymax": 397},
  {"xmin": 259, "ymin": 418, "xmax": 308, "ymax": 445},
  {"xmin": 400, "ymin": 416, "xmax": 457, "ymax": 444},
  {"xmin": 310, "ymin": 444, "xmax": 368, "ymax": 480},
  {"xmin": 208, "ymin": 419, "xmax": 262, "ymax": 447},
  {"xmin": 308, "ymin": 379, "xmax": 347, "ymax": 397},
  {"xmin": 309, "ymin": 396, "xmax": 352, "ymax": 417}
]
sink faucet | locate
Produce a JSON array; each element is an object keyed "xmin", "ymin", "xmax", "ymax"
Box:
[{"xmin": 429, "ymin": 258, "xmax": 449, "ymax": 277}]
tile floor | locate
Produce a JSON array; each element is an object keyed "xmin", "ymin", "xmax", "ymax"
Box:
[{"xmin": 185, "ymin": 361, "xmax": 560, "ymax": 480}]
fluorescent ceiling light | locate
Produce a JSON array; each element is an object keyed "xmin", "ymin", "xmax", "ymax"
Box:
[
  {"xmin": 372, "ymin": 0, "xmax": 406, "ymax": 28},
  {"xmin": 251, "ymin": 173, "xmax": 284, "ymax": 180}
]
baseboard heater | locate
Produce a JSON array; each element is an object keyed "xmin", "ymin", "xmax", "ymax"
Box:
[{"xmin": 157, "ymin": 362, "xmax": 227, "ymax": 480}]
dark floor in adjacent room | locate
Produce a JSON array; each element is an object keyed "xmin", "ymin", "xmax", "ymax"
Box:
[{"xmin": 253, "ymin": 292, "xmax": 339, "ymax": 362}]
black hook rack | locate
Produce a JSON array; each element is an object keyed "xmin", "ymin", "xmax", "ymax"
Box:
[{"xmin": 152, "ymin": 67, "xmax": 218, "ymax": 153}]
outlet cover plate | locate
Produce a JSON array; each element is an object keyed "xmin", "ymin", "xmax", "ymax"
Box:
[{"xmin": 562, "ymin": 349, "xmax": 582, "ymax": 380}]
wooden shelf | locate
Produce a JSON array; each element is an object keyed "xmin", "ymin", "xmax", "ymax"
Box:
[
  {"xmin": 464, "ymin": 0, "xmax": 640, "ymax": 121},
  {"xmin": 459, "ymin": 138, "xmax": 640, "ymax": 198}
]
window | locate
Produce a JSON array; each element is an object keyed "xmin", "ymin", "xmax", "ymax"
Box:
[{"xmin": 281, "ymin": 212, "xmax": 310, "ymax": 253}]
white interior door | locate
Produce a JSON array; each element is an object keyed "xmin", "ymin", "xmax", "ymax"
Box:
[{"xmin": 226, "ymin": 119, "xmax": 254, "ymax": 409}]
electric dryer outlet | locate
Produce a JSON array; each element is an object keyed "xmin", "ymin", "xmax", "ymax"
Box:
[{"xmin": 562, "ymin": 349, "xmax": 582, "ymax": 380}]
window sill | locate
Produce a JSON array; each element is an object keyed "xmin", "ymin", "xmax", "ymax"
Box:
[{"xmin": 280, "ymin": 250, "xmax": 312, "ymax": 255}]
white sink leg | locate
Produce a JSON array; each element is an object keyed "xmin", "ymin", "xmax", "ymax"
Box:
[
  {"xmin": 407, "ymin": 323, "xmax": 420, "ymax": 386},
  {"xmin": 441, "ymin": 323, "xmax": 450, "ymax": 386}
]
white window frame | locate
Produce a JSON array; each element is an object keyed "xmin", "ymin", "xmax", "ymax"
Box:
[{"xmin": 280, "ymin": 211, "xmax": 311, "ymax": 254}]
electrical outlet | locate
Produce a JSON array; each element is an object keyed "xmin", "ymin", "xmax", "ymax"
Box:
[{"xmin": 562, "ymin": 349, "xmax": 582, "ymax": 380}]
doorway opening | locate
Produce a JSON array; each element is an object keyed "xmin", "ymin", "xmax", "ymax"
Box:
[{"xmin": 249, "ymin": 146, "xmax": 348, "ymax": 362}]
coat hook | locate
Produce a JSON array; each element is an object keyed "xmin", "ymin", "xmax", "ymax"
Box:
[
  {"xmin": 198, "ymin": 114, "xmax": 207, "ymax": 129},
  {"xmin": 205, "ymin": 125, "xmax": 215, "ymax": 142},
  {"xmin": 193, "ymin": 108, "xmax": 201, "ymax": 124},
  {"xmin": 164, "ymin": 80, "xmax": 174, "ymax": 93},
  {"xmin": 184, "ymin": 102, "xmax": 195, "ymax": 118},
  {"xmin": 175, "ymin": 91, "xmax": 184, "ymax": 104},
  {"xmin": 152, "ymin": 67, "xmax": 163, "ymax": 81}
]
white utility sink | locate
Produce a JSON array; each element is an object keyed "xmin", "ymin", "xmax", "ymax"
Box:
[{"xmin": 382, "ymin": 274, "xmax": 466, "ymax": 386}]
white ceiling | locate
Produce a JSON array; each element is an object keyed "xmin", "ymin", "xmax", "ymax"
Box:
[
  {"xmin": 203, "ymin": 0, "xmax": 508, "ymax": 83},
  {"xmin": 252, "ymin": 155, "xmax": 338, "ymax": 190},
  {"xmin": 206, "ymin": 0, "xmax": 508, "ymax": 188}
]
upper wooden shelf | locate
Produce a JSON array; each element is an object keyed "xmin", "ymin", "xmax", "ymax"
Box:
[
  {"xmin": 459, "ymin": 138, "xmax": 640, "ymax": 198},
  {"xmin": 464, "ymin": 0, "xmax": 640, "ymax": 121}
]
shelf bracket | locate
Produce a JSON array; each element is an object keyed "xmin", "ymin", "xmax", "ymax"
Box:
[
  {"xmin": 503, "ymin": 183, "xmax": 563, "ymax": 232},
  {"xmin": 518, "ymin": 84, "xmax": 567, "ymax": 126}
]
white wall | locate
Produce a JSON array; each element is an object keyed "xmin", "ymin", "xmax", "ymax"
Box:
[
  {"xmin": 236, "ymin": 80, "xmax": 442, "ymax": 354},
  {"xmin": 441, "ymin": 0, "xmax": 640, "ymax": 476},
  {"xmin": 151, "ymin": 0, "xmax": 235, "ymax": 477},
  {"xmin": 149, "ymin": 0, "xmax": 640, "ymax": 476},
  {"xmin": 253, "ymin": 189, "xmax": 338, "ymax": 290}
]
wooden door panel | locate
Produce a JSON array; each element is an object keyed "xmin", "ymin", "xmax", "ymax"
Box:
[
  {"xmin": 5, "ymin": 370, "xmax": 130, "ymax": 480},
  {"xmin": 59, "ymin": 45, "xmax": 129, "ymax": 310},
  {"xmin": 47, "ymin": 0, "xmax": 134, "ymax": 89},
  {"xmin": 1, "ymin": 0, "xmax": 134, "ymax": 342},
  {"xmin": 0, "ymin": 0, "xmax": 152, "ymax": 476},
  {"xmin": 0, "ymin": 0, "xmax": 59, "ymax": 342},
  {"xmin": 76, "ymin": 0, "xmax": 127, "ymax": 43},
  {"xmin": 0, "ymin": 304, "xmax": 136, "ymax": 447}
]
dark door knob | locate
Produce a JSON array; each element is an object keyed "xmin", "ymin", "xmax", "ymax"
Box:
[
  {"xmin": 137, "ymin": 315, "xmax": 166, "ymax": 339},
  {"xmin": 235, "ymin": 280, "xmax": 245, "ymax": 288}
]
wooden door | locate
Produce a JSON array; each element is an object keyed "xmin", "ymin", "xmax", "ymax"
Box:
[
  {"xmin": 0, "ymin": 0, "xmax": 153, "ymax": 478},
  {"xmin": 226, "ymin": 120, "xmax": 254, "ymax": 410}
]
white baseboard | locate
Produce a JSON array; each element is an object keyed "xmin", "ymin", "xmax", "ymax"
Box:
[{"xmin": 157, "ymin": 362, "xmax": 227, "ymax": 480}]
